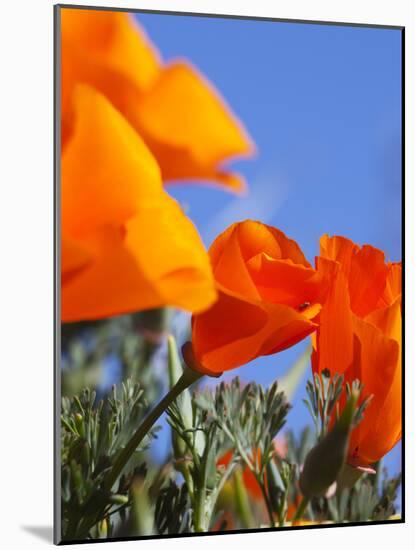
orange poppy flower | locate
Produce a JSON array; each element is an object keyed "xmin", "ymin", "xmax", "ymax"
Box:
[
  {"xmin": 60, "ymin": 8, "xmax": 254, "ymax": 192},
  {"xmin": 190, "ymin": 221, "xmax": 327, "ymax": 375},
  {"xmin": 61, "ymin": 85, "xmax": 217, "ymax": 322},
  {"xmin": 312, "ymin": 235, "xmax": 402, "ymax": 467}
]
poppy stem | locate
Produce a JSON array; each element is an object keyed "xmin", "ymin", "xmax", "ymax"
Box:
[
  {"xmin": 194, "ymin": 486, "xmax": 207, "ymax": 532},
  {"xmin": 105, "ymin": 367, "xmax": 203, "ymax": 491}
]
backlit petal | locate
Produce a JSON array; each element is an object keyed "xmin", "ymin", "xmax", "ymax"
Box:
[
  {"xmin": 348, "ymin": 245, "xmax": 389, "ymax": 317},
  {"xmin": 377, "ymin": 262, "xmax": 402, "ymax": 308},
  {"xmin": 247, "ymin": 253, "xmax": 325, "ymax": 309},
  {"xmin": 312, "ymin": 257, "xmax": 354, "ymax": 377},
  {"xmin": 61, "ymin": 9, "xmax": 254, "ymax": 192},
  {"xmin": 191, "ymin": 289, "xmax": 268, "ymax": 374},
  {"xmin": 61, "ymin": 9, "xmax": 160, "ymax": 92},
  {"xmin": 192, "ymin": 221, "xmax": 322, "ymax": 375},
  {"xmin": 62, "ymin": 196, "xmax": 217, "ymax": 321},
  {"xmin": 61, "ymin": 86, "xmax": 217, "ymax": 321},
  {"xmin": 62, "ymin": 85, "xmax": 161, "ymax": 238},
  {"xmin": 319, "ymin": 234, "xmax": 358, "ymax": 277},
  {"xmin": 133, "ymin": 62, "xmax": 254, "ymax": 180},
  {"xmin": 212, "ymin": 224, "xmax": 261, "ymax": 300},
  {"xmin": 61, "ymin": 235, "xmax": 92, "ymax": 285},
  {"xmin": 315, "ymin": 235, "xmax": 402, "ymax": 466},
  {"xmin": 192, "ymin": 286, "xmax": 316, "ymax": 375},
  {"xmin": 347, "ymin": 314, "xmax": 400, "ymax": 466},
  {"xmin": 236, "ymin": 221, "xmax": 309, "ymax": 266}
]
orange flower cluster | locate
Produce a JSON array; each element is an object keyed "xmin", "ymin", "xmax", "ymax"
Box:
[
  {"xmin": 190, "ymin": 226, "xmax": 402, "ymax": 466},
  {"xmin": 311, "ymin": 235, "xmax": 402, "ymax": 467},
  {"xmin": 59, "ymin": 8, "xmax": 401, "ymax": 470},
  {"xmin": 60, "ymin": 9, "xmax": 254, "ymax": 322}
]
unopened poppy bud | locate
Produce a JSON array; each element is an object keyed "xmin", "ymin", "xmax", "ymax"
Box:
[
  {"xmin": 74, "ymin": 413, "xmax": 85, "ymax": 438},
  {"xmin": 109, "ymin": 494, "xmax": 129, "ymax": 505},
  {"xmin": 337, "ymin": 462, "xmax": 376, "ymax": 491},
  {"xmin": 300, "ymin": 390, "xmax": 359, "ymax": 498},
  {"xmin": 97, "ymin": 518, "xmax": 108, "ymax": 538},
  {"xmin": 132, "ymin": 479, "xmax": 154, "ymax": 535}
]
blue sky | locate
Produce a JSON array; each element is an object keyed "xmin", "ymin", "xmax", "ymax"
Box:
[{"xmin": 136, "ymin": 13, "xmax": 402, "ymax": 482}]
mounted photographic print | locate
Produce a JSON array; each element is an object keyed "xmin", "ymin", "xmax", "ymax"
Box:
[{"xmin": 54, "ymin": 4, "xmax": 404, "ymax": 544}]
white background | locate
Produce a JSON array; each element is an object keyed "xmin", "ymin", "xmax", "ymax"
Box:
[{"xmin": 0, "ymin": 0, "xmax": 412, "ymax": 548}]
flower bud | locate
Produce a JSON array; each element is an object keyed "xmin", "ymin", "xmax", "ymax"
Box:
[
  {"xmin": 109, "ymin": 494, "xmax": 129, "ymax": 505},
  {"xmin": 97, "ymin": 518, "xmax": 108, "ymax": 538},
  {"xmin": 300, "ymin": 390, "xmax": 358, "ymax": 498},
  {"xmin": 336, "ymin": 462, "xmax": 376, "ymax": 491},
  {"xmin": 74, "ymin": 413, "xmax": 85, "ymax": 438}
]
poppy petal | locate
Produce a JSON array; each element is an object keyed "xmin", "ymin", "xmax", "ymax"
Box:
[
  {"xmin": 348, "ymin": 245, "xmax": 389, "ymax": 317},
  {"xmin": 61, "ymin": 236, "xmax": 92, "ymax": 285},
  {"xmin": 236, "ymin": 221, "xmax": 310, "ymax": 266},
  {"xmin": 191, "ymin": 289, "xmax": 268, "ymax": 374},
  {"xmin": 312, "ymin": 257, "xmax": 354, "ymax": 377},
  {"xmin": 62, "ymin": 196, "xmax": 217, "ymax": 321},
  {"xmin": 62, "ymin": 84, "xmax": 161, "ymax": 238},
  {"xmin": 192, "ymin": 287, "xmax": 316, "ymax": 375},
  {"xmin": 61, "ymin": 86, "xmax": 217, "ymax": 321},
  {"xmin": 212, "ymin": 224, "xmax": 261, "ymax": 300},
  {"xmin": 319, "ymin": 234, "xmax": 358, "ymax": 277},
  {"xmin": 246, "ymin": 253, "xmax": 325, "ymax": 309},
  {"xmin": 61, "ymin": 10, "xmax": 160, "ymax": 92},
  {"xmin": 347, "ymin": 313, "xmax": 400, "ymax": 465},
  {"xmin": 125, "ymin": 196, "xmax": 217, "ymax": 312},
  {"xmin": 378, "ymin": 262, "xmax": 402, "ymax": 308},
  {"xmin": 61, "ymin": 10, "xmax": 254, "ymax": 192},
  {"xmin": 134, "ymin": 62, "xmax": 254, "ymax": 177}
]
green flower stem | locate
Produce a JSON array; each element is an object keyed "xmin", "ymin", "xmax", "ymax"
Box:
[
  {"xmin": 105, "ymin": 367, "xmax": 202, "ymax": 491},
  {"xmin": 276, "ymin": 490, "xmax": 288, "ymax": 527},
  {"xmin": 194, "ymin": 485, "xmax": 207, "ymax": 532}
]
